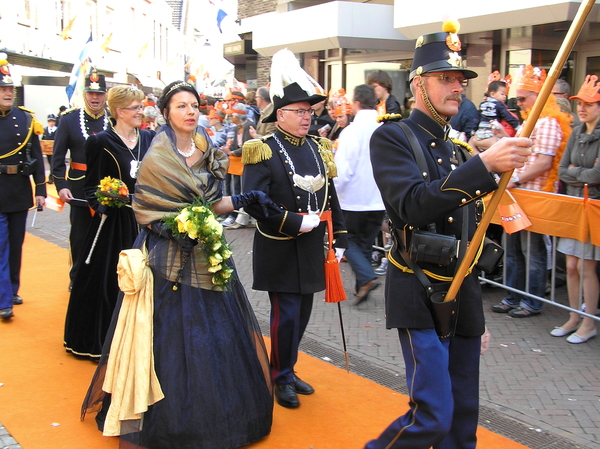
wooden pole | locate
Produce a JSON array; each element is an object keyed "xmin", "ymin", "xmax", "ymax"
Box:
[{"xmin": 444, "ymin": 0, "xmax": 597, "ymax": 302}]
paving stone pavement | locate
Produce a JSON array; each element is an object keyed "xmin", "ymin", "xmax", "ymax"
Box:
[{"xmin": 7, "ymin": 206, "xmax": 599, "ymax": 449}]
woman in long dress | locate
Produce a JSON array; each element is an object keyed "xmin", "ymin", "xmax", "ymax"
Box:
[
  {"xmin": 82, "ymin": 81, "xmax": 274, "ymax": 449},
  {"xmin": 64, "ymin": 85, "xmax": 154, "ymax": 359},
  {"xmin": 552, "ymin": 75, "xmax": 600, "ymax": 344}
]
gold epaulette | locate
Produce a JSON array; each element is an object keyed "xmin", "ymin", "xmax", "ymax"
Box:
[
  {"xmin": 377, "ymin": 113, "xmax": 403, "ymax": 124},
  {"xmin": 242, "ymin": 137, "xmax": 272, "ymax": 165},
  {"xmin": 62, "ymin": 107, "xmax": 77, "ymax": 115},
  {"xmin": 450, "ymin": 138, "xmax": 474, "ymax": 155},
  {"xmin": 312, "ymin": 136, "xmax": 338, "ymax": 178},
  {"xmin": 18, "ymin": 106, "xmax": 35, "ymax": 114},
  {"xmin": 18, "ymin": 106, "xmax": 44, "ymax": 135}
]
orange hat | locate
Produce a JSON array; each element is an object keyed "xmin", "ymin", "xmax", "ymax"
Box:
[
  {"xmin": 334, "ymin": 100, "xmax": 352, "ymax": 116},
  {"xmin": 570, "ymin": 75, "xmax": 600, "ymax": 103},
  {"xmin": 516, "ymin": 65, "xmax": 546, "ymax": 93},
  {"xmin": 207, "ymin": 110, "xmax": 225, "ymax": 121},
  {"xmin": 487, "ymin": 71, "xmax": 512, "ymax": 90},
  {"xmin": 227, "ymin": 103, "xmax": 247, "ymax": 115}
]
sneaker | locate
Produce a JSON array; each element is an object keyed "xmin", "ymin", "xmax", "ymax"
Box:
[
  {"xmin": 222, "ymin": 217, "xmax": 235, "ymax": 227},
  {"xmin": 374, "ymin": 258, "xmax": 388, "ymax": 276}
]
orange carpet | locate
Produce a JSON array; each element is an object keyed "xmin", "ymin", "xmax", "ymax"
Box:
[{"xmin": 0, "ymin": 234, "xmax": 530, "ymax": 449}]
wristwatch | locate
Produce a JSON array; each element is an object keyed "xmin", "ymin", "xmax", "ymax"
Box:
[{"xmin": 511, "ymin": 175, "xmax": 521, "ymax": 187}]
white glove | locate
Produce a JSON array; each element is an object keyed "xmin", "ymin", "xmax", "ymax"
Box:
[
  {"xmin": 335, "ymin": 247, "xmax": 345, "ymax": 262},
  {"xmin": 480, "ymin": 326, "xmax": 491, "ymax": 354},
  {"xmin": 299, "ymin": 214, "xmax": 320, "ymax": 233}
]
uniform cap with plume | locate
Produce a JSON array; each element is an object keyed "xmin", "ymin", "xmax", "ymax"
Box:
[{"xmin": 262, "ymin": 49, "xmax": 327, "ymax": 123}]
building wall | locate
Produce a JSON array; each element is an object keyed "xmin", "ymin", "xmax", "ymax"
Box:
[{"xmin": 238, "ymin": 0, "xmax": 277, "ymax": 88}]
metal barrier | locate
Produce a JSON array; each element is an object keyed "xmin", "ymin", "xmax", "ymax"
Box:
[{"xmin": 479, "ymin": 230, "xmax": 600, "ymax": 322}]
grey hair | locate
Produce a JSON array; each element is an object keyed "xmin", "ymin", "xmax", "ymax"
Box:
[
  {"xmin": 554, "ymin": 79, "xmax": 571, "ymax": 96},
  {"xmin": 257, "ymin": 86, "xmax": 271, "ymax": 103}
]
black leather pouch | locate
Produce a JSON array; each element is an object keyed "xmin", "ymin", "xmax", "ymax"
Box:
[
  {"xmin": 409, "ymin": 230, "xmax": 458, "ymax": 267},
  {"xmin": 21, "ymin": 158, "xmax": 38, "ymax": 176},
  {"xmin": 476, "ymin": 238, "xmax": 504, "ymax": 274},
  {"xmin": 427, "ymin": 282, "xmax": 458, "ymax": 338}
]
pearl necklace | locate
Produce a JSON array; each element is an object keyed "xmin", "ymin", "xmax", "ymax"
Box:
[
  {"xmin": 177, "ymin": 138, "xmax": 196, "ymax": 158},
  {"xmin": 114, "ymin": 128, "xmax": 139, "ymax": 144},
  {"xmin": 80, "ymin": 108, "xmax": 108, "ymax": 139}
]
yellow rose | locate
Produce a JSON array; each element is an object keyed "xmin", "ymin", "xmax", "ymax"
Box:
[{"xmin": 208, "ymin": 264, "xmax": 222, "ymax": 273}]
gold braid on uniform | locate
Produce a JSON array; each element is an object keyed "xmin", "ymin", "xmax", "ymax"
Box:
[
  {"xmin": 418, "ymin": 76, "xmax": 450, "ymax": 127},
  {"xmin": 313, "ymin": 136, "xmax": 338, "ymax": 178},
  {"xmin": 377, "ymin": 113, "xmax": 403, "ymax": 124},
  {"xmin": 450, "ymin": 138, "xmax": 473, "ymax": 155},
  {"xmin": 242, "ymin": 137, "xmax": 273, "ymax": 165}
]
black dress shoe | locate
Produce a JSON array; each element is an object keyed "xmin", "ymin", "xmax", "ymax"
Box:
[
  {"xmin": 275, "ymin": 383, "xmax": 300, "ymax": 408},
  {"xmin": 293, "ymin": 376, "xmax": 314, "ymax": 395},
  {"xmin": 12, "ymin": 295, "xmax": 23, "ymax": 305},
  {"xmin": 0, "ymin": 307, "xmax": 14, "ymax": 320}
]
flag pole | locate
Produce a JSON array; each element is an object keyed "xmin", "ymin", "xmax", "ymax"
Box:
[{"xmin": 444, "ymin": 0, "xmax": 596, "ymax": 303}]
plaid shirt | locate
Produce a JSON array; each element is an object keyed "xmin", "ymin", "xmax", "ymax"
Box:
[{"xmin": 516, "ymin": 116, "xmax": 562, "ymax": 191}]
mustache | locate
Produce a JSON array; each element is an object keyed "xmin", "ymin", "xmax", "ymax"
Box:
[{"xmin": 447, "ymin": 95, "xmax": 462, "ymax": 103}]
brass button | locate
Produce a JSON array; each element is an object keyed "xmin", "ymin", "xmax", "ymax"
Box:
[
  {"xmin": 284, "ymin": 160, "xmax": 288, "ymax": 164},
  {"xmin": 430, "ymin": 142, "xmax": 436, "ymax": 148},
  {"xmin": 461, "ymin": 198, "xmax": 467, "ymax": 203},
  {"xmin": 422, "ymin": 172, "xmax": 428, "ymax": 179},
  {"xmin": 437, "ymin": 158, "xmax": 443, "ymax": 165},
  {"xmin": 298, "ymin": 208, "xmax": 302, "ymax": 212},
  {"xmin": 296, "ymin": 196, "xmax": 301, "ymax": 200},
  {"xmin": 288, "ymin": 171, "xmax": 293, "ymax": 176},
  {"xmin": 448, "ymin": 217, "xmax": 453, "ymax": 223},
  {"xmin": 475, "ymin": 190, "xmax": 481, "ymax": 195}
]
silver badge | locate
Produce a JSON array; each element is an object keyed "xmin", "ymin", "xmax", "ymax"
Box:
[{"xmin": 130, "ymin": 160, "xmax": 140, "ymax": 179}]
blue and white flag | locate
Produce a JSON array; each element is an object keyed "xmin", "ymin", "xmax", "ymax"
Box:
[{"xmin": 65, "ymin": 32, "xmax": 93, "ymax": 107}]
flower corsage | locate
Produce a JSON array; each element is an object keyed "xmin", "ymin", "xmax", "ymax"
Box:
[
  {"xmin": 162, "ymin": 197, "xmax": 234, "ymax": 290},
  {"xmin": 95, "ymin": 176, "xmax": 130, "ymax": 208}
]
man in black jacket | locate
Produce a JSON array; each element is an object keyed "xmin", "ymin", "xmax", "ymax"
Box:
[
  {"xmin": 366, "ymin": 23, "xmax": 532, "ymax": 448},
  {"xmin": 242, "ymin": 50, "xmax": 347, "ymax": 409},
  {"xmin": 52, "ymin": 70, "xmax": 108, "ymax": 288},
  {"xmin": 0, "ymin": 56, "xmax": 46, "ymax": 319}
]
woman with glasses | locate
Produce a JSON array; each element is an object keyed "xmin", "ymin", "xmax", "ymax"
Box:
[
  {"xmin": 63, "ymin": 85, "xmax": 155, "ymax": 359},
  {"xmin": 552, "ymin": 75, "xmax": 600, "ymax": 344},
  {"xmin": 82, "ymin": 81, "xmax": 274, "ymax": 449}
]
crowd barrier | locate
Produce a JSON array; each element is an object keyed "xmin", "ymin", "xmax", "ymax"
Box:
[{"xmin": 482, "ymin": 187, "xmax": 600, "ymax": 321}]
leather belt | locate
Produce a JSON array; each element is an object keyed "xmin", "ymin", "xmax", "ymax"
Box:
[
  {"xmin": 0, "ymin": 164, "xmax": 22, "ymax": 174},
  {"xmin": 70, "ymin": 162, "xmax": 87, "ymax": 171}
]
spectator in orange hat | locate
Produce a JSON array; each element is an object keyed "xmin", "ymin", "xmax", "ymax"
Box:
[{"xmin": 553, "ymin": 75, "xmax": 600, "ymax": 343}]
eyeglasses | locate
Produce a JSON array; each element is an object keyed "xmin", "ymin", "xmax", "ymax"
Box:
[
  {"xmin": 421, "ymin": 74, "xmax": 469, "ymax": 87},
  {"xmin": 280, "ymin": 108, "xmax": 315, "ymax": 117},
  {"xmin": 516, "ymin": 94, "xmax": 534, "ymax": 102},
  {"xmin": 121, "ymin": 105, "xmax": 144, "ymax": 111}
]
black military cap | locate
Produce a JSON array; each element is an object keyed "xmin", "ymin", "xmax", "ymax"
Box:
[
  {"xmin": 0, "ymin": 52, "xmax": 14, "ymax": 87},
  {"xmin": 85, "ymin": 69, "xmax": 107, "ymax": 93},
  {"xmin": 410, "ymin": 21, "xmax": 477, "ymax": 81}
]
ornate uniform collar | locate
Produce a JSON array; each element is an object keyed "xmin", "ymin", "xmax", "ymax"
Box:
[{"xmin": 277, "ymin": 126, "xmax": 305, "ymax": 147}]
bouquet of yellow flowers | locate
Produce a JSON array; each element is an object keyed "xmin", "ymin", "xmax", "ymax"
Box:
[
  {"xmin": 95, "ymin": 176, "xmax": 130, "ymax": 208},
  {"xmin": 85, "ymin": 177, "xmax": 130, "ymax": 265},
  {"xmin": 162, "ymin": 197, "xmax": 234, "ymax": 289}
]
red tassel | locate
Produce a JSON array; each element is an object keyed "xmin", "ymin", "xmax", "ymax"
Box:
[{"xmin": 324, "ymin": 248, "xmax": 347, "ymax": 303}]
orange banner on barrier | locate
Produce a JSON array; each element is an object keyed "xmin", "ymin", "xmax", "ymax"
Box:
[{"xmin": 486, "ymin": 188, "xmax": 595, "ymax": 243}]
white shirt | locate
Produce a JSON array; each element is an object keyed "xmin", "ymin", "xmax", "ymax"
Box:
[{"xmin": 333, "ymin": 109, "xmax": 384, "ymax": 211}]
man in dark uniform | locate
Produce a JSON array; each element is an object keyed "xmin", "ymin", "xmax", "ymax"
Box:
[
  {"xmin": 0, "ymin": 54, "xmax": 46, "ymax": 319},
  {"xmin": 242, "ymin": 50, "xmax": 347, "ymax": 409},
  {"xmin": 52, "ymin": 69, "xmax": 108, "ymax": 288},
  {"xmin": 42, "ymin": 113, "xmax": 58, "ymax": 184},
  {"xmin": 365, "ymin": 22, "xmax": 532, "ymax": 448}
]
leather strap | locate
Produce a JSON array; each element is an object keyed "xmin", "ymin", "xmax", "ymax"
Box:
[{"xmin": 0, "ymin": 164, "xmax": 23, "ymax": 174}]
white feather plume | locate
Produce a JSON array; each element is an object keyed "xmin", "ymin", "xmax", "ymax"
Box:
[{"xmin": 269, "ymin": 48, "xmax": 325, "ymax": 101}]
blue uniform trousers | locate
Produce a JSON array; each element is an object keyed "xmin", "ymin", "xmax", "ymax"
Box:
[
  {"xmin": 268, "ymin": 291, "xmax": 314, "ymax": 385},
  {"xmin": 0, "ymin": 210, "xmax": 28, "ymax": 308},
  {"xmin": 365, "ymin": 329, "xmax": 481, "ymax": 449}
]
